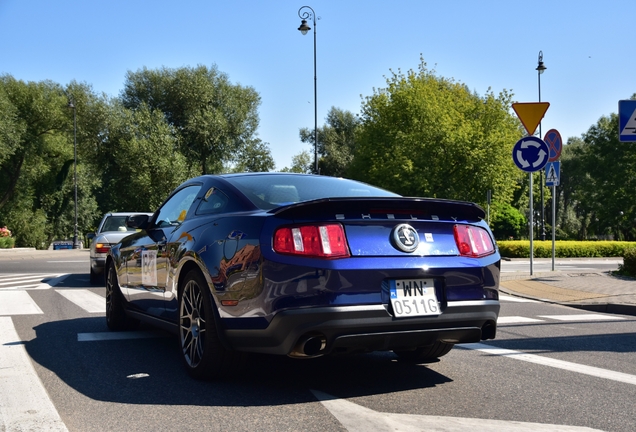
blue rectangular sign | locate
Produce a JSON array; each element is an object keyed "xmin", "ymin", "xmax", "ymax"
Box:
[
  {"xmin": 545, "ymin": 161, "xmax": 560, "ymax": 187},
  {"xmin": 619, "ymin": 100, "xmax": 636, "ymax": 142}
]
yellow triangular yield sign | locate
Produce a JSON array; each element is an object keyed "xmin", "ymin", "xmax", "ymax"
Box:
[{"xmin": 512, "ymin": 102, "xmax": 550, "ymax": 135}]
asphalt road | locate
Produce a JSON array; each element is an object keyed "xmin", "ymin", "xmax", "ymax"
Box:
[{"xmin": 1, "ymin": 255, "xmax": 635, "ymax": 431}]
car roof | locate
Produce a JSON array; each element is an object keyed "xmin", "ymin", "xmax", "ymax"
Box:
[{"xmin": 103, "ymin": 212, "xmax": 153, "ymax": 217}]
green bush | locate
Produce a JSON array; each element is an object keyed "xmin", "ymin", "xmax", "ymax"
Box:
[
  {"xmin": 497, "ymin": 241, "xmax": 636, "ymax": 258},
  {"xmin": 0, "ymin": 236, "xmax": 15, "ymax": 249},
  {"xmin": 490, "ymin": 203, "xmax": 526, "ymax": 240},
  {"xmin": 618, "ymin": 248, "xmax": 636, "ymax": 277}
]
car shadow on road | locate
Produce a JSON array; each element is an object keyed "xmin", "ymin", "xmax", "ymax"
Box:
[
  {"xmin": 486, "ymin": 331, "xmax": 636, "ymax": 354},
  {"xmin": 25, "ymin": 316, "xmax": 452, "ymax": 407}
]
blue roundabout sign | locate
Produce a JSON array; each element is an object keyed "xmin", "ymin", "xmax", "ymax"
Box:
[{"xmin": 512, "ymin": 136, "xmax": 549, "ymax": 172}]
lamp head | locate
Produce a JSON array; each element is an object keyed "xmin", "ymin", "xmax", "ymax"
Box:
[
  {"xmin": 298, "ymin": 19, "xmax": 311, "ymax": 35},
  {"xmin": 536, "ymin": 51, "xmax": 546, "ymax": 74},
  {"xmin": 536, "ymin": 61, "xmax": 546, "ymax": 74}
]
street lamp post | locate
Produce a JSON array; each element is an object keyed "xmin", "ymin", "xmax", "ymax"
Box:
[
  {"xmin": 536, "ymin": 51, "xmax": 547, "ymax": 241},
  {"xmin": 67, "ymin": 98, "xmax": 80, "ymax": 249},
  {"xmin": 297, "ymin": 5, "xmax": 318, "ymax": 174}
]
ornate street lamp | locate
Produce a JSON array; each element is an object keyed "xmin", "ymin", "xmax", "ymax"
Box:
[
  {"xmin": 536, "ymin": 51, "xmax": 547, "ymax": 241},
  {"xmin": 297, "ymin": 5, "xmax": 318, "ymax": 174},
  {"xmin": 67, "ymin": 98, "xmax": 80, "ymax": 249}
]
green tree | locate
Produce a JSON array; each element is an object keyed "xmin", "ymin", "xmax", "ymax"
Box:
[
  {"xmin": 279, "ymin": 150, "xmax": 313, "ymax": 173},
  {"xmin": 0, "ymin": 76, "xmax": 95, "ymax": 247},
  {"xmin": 225, "ymin": 139, "xmax": 275, "ymax": 173},
  {"xmin": 0, "ymin": 76, "xmax": 68, "ymax": 212},
  {"xmin": 121, "ymin": 65, "xmax": 263, "ymax": 174},
  {"xmin": 575, "ymin": 97, "xmax": 636, "ymax": 240},
  {"xmin": 0, "ymin": 85, "xmax": 23, "ymax": 166},
  {"xmin": 100, "ymin": 103, "xmax": 196, "ymax": 212},
  {"xmin": 300, "ymin": 107, "xmax": 360, "ymax": 177},
  {"xmin": 348, "ymin": 60, "xmax": 523, "ymax": 207},
  {"xmin": 553, "ymin": 137, "xmax": 588, "ymax": 239}
]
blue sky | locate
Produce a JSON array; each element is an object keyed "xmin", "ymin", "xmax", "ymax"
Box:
[{"xmin": 1, "ymin": 0, "xmax": 633, "ymax": 170}]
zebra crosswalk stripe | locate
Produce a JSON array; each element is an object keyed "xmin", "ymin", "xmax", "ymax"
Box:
[
  {"xmin": 0, "ymin": 317, "xmax": 69, "ymax": 431},
  {"xmin": 56, "ymin": 289, "xmax": 106, "ymax": 313},
  {"xmin": 0, "ymin": 291, "xmax": 44, "ymax": 316}
]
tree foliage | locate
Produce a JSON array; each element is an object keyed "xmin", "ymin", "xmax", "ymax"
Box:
[
  {"xmin": 99, "ymin": 102, "xmax": 196, "ymax": 212},
  {"xmin": 490, "ymin": 202, "xmax": 526, "ymax": 240},
  {"xmin": 1, "ymin": 63, "xmax": 634, "ymax": 248},
  {"xmin": 0, "ymin": 76, "xmax": 95, "ymax": 247},
  {"xmin": 348, "ymin": 60, "xmax": 523, "ymax": 207},
  {"xmin": 572, "ymin": 97, "xmax": 636, "ymax": 240},
  {"xmin": 279, "ymin": 150, "xmax": 313, "ymax": 173},
  {"xmin": 0, "ymin": 66, "xmax": 274, "ymax": 248},
  {"xmin": 121, "ymin": 65, "xmax": 267, "ymax": 174},
  {"xmin": 299, "ymin": 107, "xmax": 360, "ymax": 176}
]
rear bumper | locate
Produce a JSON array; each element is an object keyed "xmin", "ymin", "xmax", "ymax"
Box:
[
  {"xmin": 224, "ymin": 300, "xmax": 499, "ymax": 356},
  {"xmin": 90, "ymin": 256, "xmax": 106, "ymax": 273}
]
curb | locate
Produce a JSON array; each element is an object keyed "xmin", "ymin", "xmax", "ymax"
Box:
[
  {"xmin": 0, "ymin": 249, "xmax": 89, "ymax": 261},
  {"xmin": 500, "ymin": 286, "xmax": 636, "ymax": 317}
]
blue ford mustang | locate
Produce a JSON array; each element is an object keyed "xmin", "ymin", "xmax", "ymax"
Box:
[{"xmin": 105, "ymin": 173, "xmax": 500, "ymax": 379}]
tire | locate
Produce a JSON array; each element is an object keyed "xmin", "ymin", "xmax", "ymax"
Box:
[
  {"xmin": 105, "ymin": 261, "xmax": 139, "ymax": 331},
  {"xmin": 179, "ymin": 269, "xmax": 244, "ymax": 380},
  {"xmin": 393, "ymin": 341, "xmax": 454, "ymax": 363}
]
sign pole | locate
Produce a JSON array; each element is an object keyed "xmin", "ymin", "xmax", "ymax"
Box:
[
  {"xmin": 529, "ymin": 173, "xmax": 534, "ymax": 275},
  {"xmin": 511, "ymin": 102, "xmax": 550, "ymax": 277},
  {"xmin": 552, "ymin": 184, "xmax": 556, "ymax": 271}
]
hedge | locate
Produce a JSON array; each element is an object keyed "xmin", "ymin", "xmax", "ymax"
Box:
[
  {"xmin": 618, "ymin": 248, "xmax": 636, "ymax": 276},
  {"xmin": 497, "ymin": 241, "xmax": 636, "ymax": 258}
]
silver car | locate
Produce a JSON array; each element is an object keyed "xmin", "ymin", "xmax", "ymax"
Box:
[{"xmin": 89, "ymin": 212, "xmax": 153, "ymax": 284}]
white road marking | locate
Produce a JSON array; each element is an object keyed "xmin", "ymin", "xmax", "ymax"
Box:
[
  {"xmin": 0, "ymin": 273, "xmax": 68, "ymax": 290},
  {"xmin": 499, "ymin": 294, "xmax": 539, "ymax": 303},
  {"xmin": 0, "ymin": 317, "xmax": 69, "ymax": 431},
  {"xmin": 0, "ymin": 291, "xmax": 43, "ymax": 316},
  {"xmin": 311, "ymin": 389, "xmax": 602, "ymax": 431},
  {"xmin": 463, "ymin": 343, "xmax": 636, "ymax": 386},
  {"xmin": 47, "ymin": 260, "xmax": 88, "ymax": 263},
  {"xmin": 539, "ymin": 314, "xmax": 626, "ymax": 322},
  {"xmin": 78, "ymin": 330, "xmax": 171, "ymax": 342},
  {"xmin": 0, "ymin": 274, "xmax": 35, "ymax": 283},
  {"xmin": 56, "ymin": 289, "xmax": 105, "ymax": 313},
  {"xmin": 0, "ymin": 276, "xmax": 51, "ymax": 287},
  {"xmin": 497, "ymin": 316, "xmax": 543, "ymax": 324}
]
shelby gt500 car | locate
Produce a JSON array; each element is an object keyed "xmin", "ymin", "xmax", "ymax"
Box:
[{"xmin": 105, "ymin": 173, "xmax": 500, "ymax": 379}]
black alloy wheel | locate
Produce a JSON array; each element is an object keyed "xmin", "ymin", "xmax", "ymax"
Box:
[
  {"xmin": 105, "ymin": 261, "xmax": 139, "ymax": 331},
  {"xmin": 179, "ymin": 269, "xmax": 243, "ymax": 380}
]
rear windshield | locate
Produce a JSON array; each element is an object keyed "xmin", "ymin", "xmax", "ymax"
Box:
[
  {"xmin": 226, "ymin": 175, "xmax": 400, "ymax": 210},
  {"xmin": 100, "ymin": 216, "xmax": 137, "ymax": 233}
]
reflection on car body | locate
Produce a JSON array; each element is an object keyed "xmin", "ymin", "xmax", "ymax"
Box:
[{"xmin": 105, "ymin": 173, "xmax": 500, "ymax": 380}]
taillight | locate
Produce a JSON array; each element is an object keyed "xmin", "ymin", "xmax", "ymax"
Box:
[
  {"xmin": 453, "ymin": 225, "xmax": 495, "ymax": 257},
  {"xmin": 274, "ymin": 223, "xmax": 350, "ymax": 258},
  {"xmin": 95, "ymin": 243, "xmax": 111, "ymax": 254}
]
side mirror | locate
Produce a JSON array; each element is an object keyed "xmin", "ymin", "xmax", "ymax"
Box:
[
  {"xmin": 86, "ymin": 233, "xmax": 96, "ymax": 241},
  {"xmin": 126, "ymin": 214, "xmax": 150, "ymax": 230}
]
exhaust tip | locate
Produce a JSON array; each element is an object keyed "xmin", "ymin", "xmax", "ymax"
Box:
[
  {"xmin": 288, "ymin": 334, "xmax": 327, "ymax": 358},
  {"xmin": 481, "ymin": 321, "xmax": 497, "ymax": 340}
]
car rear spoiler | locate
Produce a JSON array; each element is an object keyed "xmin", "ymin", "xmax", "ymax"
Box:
[{"xmin": 268, "ymin": 197, "xmax": 486, "ymax": 222}]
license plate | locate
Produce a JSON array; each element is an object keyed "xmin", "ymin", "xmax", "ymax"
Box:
[{"xmin": 389, "ymin": 278, "xmax": 441, "ymax": 318}]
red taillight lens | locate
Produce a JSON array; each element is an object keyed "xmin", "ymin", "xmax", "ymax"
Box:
[
  {"xmin": 274, "ymin": 223, "xmax": 350, "ymax": 258},
  {"xmin": 95, "ymin": 243, "xmax": 111, "ymax": 254},
  {"xmin": 453, "ymin": 225, "xmax": 495, "ymax": 257}
]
